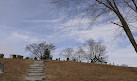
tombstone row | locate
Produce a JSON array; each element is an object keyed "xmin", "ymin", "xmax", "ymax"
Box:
[
  {"xmin": 11, "ymin": 55, "xmax": 24, "ymax": 59},
  {"xmin": 0, "ymin": 54, "xmax": 24, "ymax": 59}
]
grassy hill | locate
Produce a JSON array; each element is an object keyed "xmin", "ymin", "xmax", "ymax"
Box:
[
  {"xmin": 44, "ymin": 60, "xmax": 137, "ymax": 81},
  {"xmin": 0, "ymin": 58, "xmax": 32, "ymax": 81},
  {"xmin": 1, "ymin": 59, "xmax": 137, "ymax": 81}
]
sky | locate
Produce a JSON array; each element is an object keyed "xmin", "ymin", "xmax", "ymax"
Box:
[{"xmin": 0, "ymin": 0, "xmax": 137, "ymax": 67}]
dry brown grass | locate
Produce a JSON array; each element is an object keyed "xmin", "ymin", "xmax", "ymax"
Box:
[
  {"xmin": 44, "ymin": 60, "xmax": 137, "ymax": 81},
  {"xmin": 0, "ymin": 58, "xmax": 33, "ymax": 81},
  {"xmin": 1, "ymin": 59, "xmax": 137, "ymax": 81}
]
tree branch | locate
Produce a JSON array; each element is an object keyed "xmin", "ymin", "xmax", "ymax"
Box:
[
  {"xmin": 96, "ymin": 0, "xmax": 114, "ymax": 10},
  {"xmin": 111, "ymin": 21, "xmax": 123, "ymax": 27},
  {"xmin": 124, "ymin": 0, "xmax": 137, "ymax": 13}
]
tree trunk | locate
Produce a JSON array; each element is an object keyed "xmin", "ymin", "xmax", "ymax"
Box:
[{"xmin": 115, "ymin": 11, "xmax": 137, "ymax": 53}]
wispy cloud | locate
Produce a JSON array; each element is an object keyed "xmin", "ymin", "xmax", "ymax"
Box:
[
  {"xmin": 10, "ymin": 32, "xmax": 38, "ymax": 43},
  {"xmin": 49, "ymin": 17, "xmax": 137, "ymax": 66},
  {"xmin": 22, "ymin": 17, "xmax": 64, "ymax": 23},
  {"xmin": 0, "ymin": 0, "xmax": 136, "ymax": 67}
]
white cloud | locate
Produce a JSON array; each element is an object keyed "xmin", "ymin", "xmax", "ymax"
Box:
[
  {"xmin": 22, "ymin": 17, "xmax": 64, "ymax": 23},
  {"xmin": 62, "ymin": 18, "xmax": 91, "ymax": 27},
  {"xmin": 108, "ymin": 44, "xmax": 137, "ymax": 67},
  {"xmin": 10, "ymin": 32, "xmax": 38, "ymax": 43},
  {"xmin": 0, "ymin": 32, "xmax": 39, "ymax": 58},
  {"xmin": 53, "ymin": 17, "xmax": 137, "ymax": 67}
]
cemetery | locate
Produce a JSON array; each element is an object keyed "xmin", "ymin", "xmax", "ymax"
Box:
[
  {"xmin": 0, "ymin": 0, "xmax": 137, "ymax": 80},
  {"xmin": 0, "ymin": 53, "xmax": 137, "ymax": 81}
]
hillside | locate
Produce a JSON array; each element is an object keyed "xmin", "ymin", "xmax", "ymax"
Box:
[
  {"xmin": 1, "ymin": 59, "xmax": 137, "ymax": 81},
  {"xmin": 44, "ymin": 60, "xmax": 137, "ymax": 81},
  {"xmin": 0, "ymin": 58, "xmax": 32, "ymax": 81}
]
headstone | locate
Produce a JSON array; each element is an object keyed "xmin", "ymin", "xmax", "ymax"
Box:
[
  {"xmin": 25, "ymin": 57, "xmax": 29, "ymax": 59},
  {"xmin": 0, "ymin": 54, "xmax": 4, "ymax": 58},
  {"xmin": 104, "ymin": 62, "xmax": 107, "ymax": 64},
  {"xmin": 12, "ymin": 55, "xmax": 17, "ymax": 59},
  {"xmin": 0, "ymin": 62, "xmax": 4, "ymax": 73},
  {"xmin": 17, "ymin": 55, "xmax": 23, "ymax": 59},
  {"xmin": 67, "ymin": 58, "xmax": 69, "ymax": 61},
  {"xmin": 50, "ymin": 57, "xmax": 52, "ymax": 60},
  {"xmin": 21, "ymin": 56, "xmax": 23, "ymax": 59}
]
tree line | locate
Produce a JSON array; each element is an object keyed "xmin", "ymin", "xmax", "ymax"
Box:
[
  {"xmin": 60, "ymin": 39, "xmax": 107, "ymax": 63},
  {"xmin": 25, "ymin": 40, "xmax": 107, "ymax": 63}
]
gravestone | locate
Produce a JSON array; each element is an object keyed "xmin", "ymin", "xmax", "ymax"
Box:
[
  {"xmin": 50, "ymin": 57, "xmax": 52, "ymax": 60},
  {"xmin": 20, "ymin": 56, "xmax": 23, "ymax": 59},
  {"xmin": 0, "ymin": 54, "xmax": 4, "ymax": 58},
  {"xmin": 104, "ymin": 62, "xmax": 107, "ymax": 64},
  {"xmin": 12, "ymin": 55, "xmax": 17, "ymax": 59},
  {"xmin": 0, "ymin": 62, "xmax": 4, "ymax": 73},
  {"xmin": 67, "ymin": 58, "xmax": 69, "ymax": 61},
  {"xmin": 25, "ymin": 57, "xmax": 29, "ymax": 59},
  {"xmin": 17, "ymin": 55, "xmax": 23, "ymax": 59}
]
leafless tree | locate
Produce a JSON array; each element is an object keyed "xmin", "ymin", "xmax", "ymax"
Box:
[
  {"xmin": 84, "ymin": 39, "xmax": 107, "ymax": 63},
  {"xmin": 75, "ymin": 46, "xmax": 85, "ymax": 62},
  {"xmin": 60, "ymin": 47, "xmax": 74, "ymax": 61},
  {"xmin": 25, "ymin": 42, "xmax": 55, "ymax": 59},
  {"xmin": 59, "ymin": 40, "xmax": 107, "ymax": 63},
  {"xmin": 50, "ymin": 0, "xmax": 137, "ymax": 53},
  {"xmin": 124, "ymin": 0, "xmax": 137, "ymax": 13}
]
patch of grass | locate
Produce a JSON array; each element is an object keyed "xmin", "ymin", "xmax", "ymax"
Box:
[
  {"xmin": 44, "ymin": 60, "xmax": 137, "ymax": 81},
  {"xmin": 0, "ymin": 58, "xmax": 33, "ymax": 81}
]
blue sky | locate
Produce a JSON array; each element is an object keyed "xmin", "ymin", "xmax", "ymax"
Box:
[{"xmin": 0, "ymin": 0, "xmax": 137, "ymax": 67}]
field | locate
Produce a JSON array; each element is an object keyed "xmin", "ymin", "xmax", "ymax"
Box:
[
  {"xmin": 44, "ymin": 60, "xmax": 137, "ymax": 81},
  {"xmin": 1, "ymin": 59, "xmax": 137, "ymax": 81},
  {"xmin": 0, "ymin": 58, "xmax": 32, "ymax": 81}
]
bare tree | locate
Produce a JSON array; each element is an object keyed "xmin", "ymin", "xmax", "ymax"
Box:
[
  {"xmin": 60, "ymin": 48, "xmax": 74, "ymax": 61},
  {"xmin": 51, "ymin": 0, "xmax": 137, "ymax": 53},
  {"xmin": 84, "ymin": 39, "xmax": 107, "ymax": 63},
  {"xmin": 124, "ymin": 0, "xmax": 137, "ymax": 13},
  {"xmin": 59, "ymin": 40, "xmax": 107, "ymax": 63},
  {"xmin": 75, "ymin": 46, "xmax": 85, "ymax": 62},
  {"xmin": 25, "ymin": 41, "xmax": 55, "ymax": 59}
]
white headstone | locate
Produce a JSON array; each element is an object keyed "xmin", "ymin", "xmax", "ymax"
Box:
[{"xmin": 0, "ymin": 62, "xmax": 4, "ymax": 73}]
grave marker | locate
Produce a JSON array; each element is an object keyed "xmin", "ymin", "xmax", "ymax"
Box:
[
  {"xmin": 12, "ymin": 55, "xmax": 17, "ymax": 59},
  {"xmin": 0, "ymin": 54, "xmax": 4, "ymax": 58},
  {"xmin": 0, "ymin": 62, "xmax": 4, "ymax": 73}
]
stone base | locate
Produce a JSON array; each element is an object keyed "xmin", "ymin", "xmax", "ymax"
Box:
[{"xmin": 25, "ymin": 76, "xmax": 45, "ymax": 81}]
